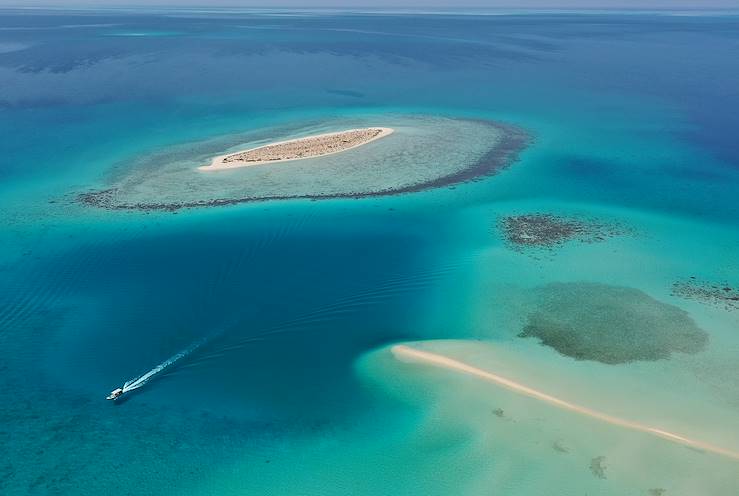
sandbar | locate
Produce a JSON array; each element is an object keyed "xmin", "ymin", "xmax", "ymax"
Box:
[
  {"xmin": 199, "ymin": 127, "xmax": 394, "ymax": 171},
  {"xmin": 392, "ymin": 344, "xmax": 739, "ymax": 461}
]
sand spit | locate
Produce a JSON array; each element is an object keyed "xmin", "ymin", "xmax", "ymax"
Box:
[
  {"xmin": 200, "ymin": 127, "xmax": 394, "ymax": 171},
  {"xmin": 391, "ymin": 344, "xmax": 739, "ymax": 461}
]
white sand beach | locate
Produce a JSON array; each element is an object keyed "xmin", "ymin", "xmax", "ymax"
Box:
[{"xmin": 199, "ymin": 127, "xmax": 394, "ymax": 171}]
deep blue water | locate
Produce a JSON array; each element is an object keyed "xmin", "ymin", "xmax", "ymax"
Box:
[{"xmin": 1, "ymin": 9, "xmax": 739, "ymax": 496}]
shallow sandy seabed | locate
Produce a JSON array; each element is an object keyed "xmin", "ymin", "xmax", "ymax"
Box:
[{"xmin": 354, "ymin": 339, "xmax": 739, "ymax": 496}]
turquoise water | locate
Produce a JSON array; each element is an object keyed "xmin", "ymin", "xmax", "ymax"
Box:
[{"xmin": 1, "ymin": 9, "xmax": 739, "ymax": 495}]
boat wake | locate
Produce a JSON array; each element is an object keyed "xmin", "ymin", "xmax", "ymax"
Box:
[
  {"xmin": 107, "ymin": 255, "xmax": 471, "ymax": 401},
  {"xmin": 110, "ymin": 335, "xmax": 211, "ymax": 400}
]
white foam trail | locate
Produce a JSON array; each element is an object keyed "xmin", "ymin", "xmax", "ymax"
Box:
[{"xmin": 121, "ymin": 336, "xmax": 209, "ymax": 394}]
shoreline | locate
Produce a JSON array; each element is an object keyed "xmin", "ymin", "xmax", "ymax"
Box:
[
  {"xmin": 199, "ymin": 127, "xmax": 394, "ymax": 171},
  {"xmin": 391, "ymin": 344, "xmax": 739, "ymax": 461}
]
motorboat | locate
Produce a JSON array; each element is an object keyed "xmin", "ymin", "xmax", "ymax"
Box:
[{"xmin": 106, "ymin": 387, "xmax": 124, "ymax": 401}]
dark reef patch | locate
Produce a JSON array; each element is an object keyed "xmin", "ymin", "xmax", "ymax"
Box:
[
  {"xmin": 589, "ymin": 456, "xmax": 607, "ymax": 479},
  {"xmin": 518, "ymin": 283, "xmax": 708, "ymax": 364},
  {"xmin": 498, "ymin": 213, "xmax": 630, "ymax": 255},
  {"xmin": 672, "ymin": 277, "xmax": 739, "ymax": 312},
  {"xmin": 552, "ymin": 440, "xmax": 569, "ymax": 454}
]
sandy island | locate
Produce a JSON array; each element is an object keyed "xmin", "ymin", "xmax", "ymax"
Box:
[
  {"xmin": 392, "ymin": 344, "xmax": 739, "ymax": 461},
  {"xmin": 78, "ymin": 117, "xmax": 531, "ymax": 211},
  {"xmin": 199, "ymin": 127, "xmax": 394, "ymax": 171}
]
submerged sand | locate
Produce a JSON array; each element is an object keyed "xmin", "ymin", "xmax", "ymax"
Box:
[
  {"xmin": 200, "ymin": 127, "xmax": 394, "ymax": 171},
  {"xmin": 391, "ymin": 344, "xmax": 739, "ymax": 461}
]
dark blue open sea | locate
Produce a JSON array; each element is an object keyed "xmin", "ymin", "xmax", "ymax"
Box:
[{"xmin": 1, "ymin": 8, "xmax": 738, "ymax": 495}]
